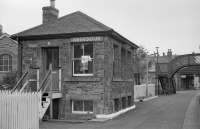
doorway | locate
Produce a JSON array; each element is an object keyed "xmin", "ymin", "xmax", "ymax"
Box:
[
  {"xmin": 42, "ymin": 47, "xmax": 59, "ymax": 71},
  {"xmin": 53, "ymin": 98, "xmax": 60, "ymax": 119}
]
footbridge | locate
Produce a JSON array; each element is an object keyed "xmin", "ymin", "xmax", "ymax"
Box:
[{"xmin": 157, "ymin": 53, "xmax": 200, "ymax": 94}]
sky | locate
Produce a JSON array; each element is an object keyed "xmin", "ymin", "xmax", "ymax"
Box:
[{"xmin": 1, "ymin": 0, "xmax": 200, "ymax": 55}]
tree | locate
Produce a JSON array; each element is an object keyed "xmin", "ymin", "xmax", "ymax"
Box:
[
  {"xmin": 135, "ymin": 46, "xmax": 149, "ymax": 84},
  {"xmin": 0, "ymin": 72, "xmax": 17, "ymax": 90}
]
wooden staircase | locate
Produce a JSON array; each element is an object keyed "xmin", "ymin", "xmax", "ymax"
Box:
[{"xmin": 11, "ymin": 65, "xmax": 62, "ymax": 120}]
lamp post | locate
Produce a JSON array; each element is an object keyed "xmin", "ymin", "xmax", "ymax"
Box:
[{"xmin": 156, "ymin": 47, "xmax": 159, "ymax": 95}]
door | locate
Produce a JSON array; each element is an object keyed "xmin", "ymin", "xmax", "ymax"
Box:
[
  {"xmin": 53, "ymin": 98, "xmax": 60, "ymax": 119},
  {"xmin": 42, "ymin": 47, "xmax": 60, "ymax": 91},
  {"xmin": 42, "ymin": 47, "xmax": 59, "ymax": 71}
]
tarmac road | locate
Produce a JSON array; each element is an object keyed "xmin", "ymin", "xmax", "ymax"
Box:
[{"xmin": 40, "ymin": 90, "xmax": 200, "ymax": 129}]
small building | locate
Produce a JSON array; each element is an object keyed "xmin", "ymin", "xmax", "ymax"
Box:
[
  {"xmin": 0, "ymin": 25, "xmax": 18, "ymax": 89},
  {"xmin": 12, "ymin": 0, "xmax": 138, "ymax": 120}
]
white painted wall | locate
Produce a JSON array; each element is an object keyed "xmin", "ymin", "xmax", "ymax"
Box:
[
  {"xmin": 134, "ymin": 84, "xmax": 155, "ymax": 100},
  {"xmin": 194, "ymin": 76, "xmax": 200, "ymax": 89}
]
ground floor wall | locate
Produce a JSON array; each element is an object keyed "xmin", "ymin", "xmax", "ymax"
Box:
[
  {"xmin": 59, "ymin": 81, "xmax": 104, "ymax": 120},
  {"xmin": 56, "ymin": 80, "xmax": 134, "ymax": 120},
  {"xmin": 110, "ymin": 81, "xmax": 134, "ymax": 113}
]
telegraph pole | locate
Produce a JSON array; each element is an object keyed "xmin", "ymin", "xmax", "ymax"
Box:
[{"xmin": 156, "ymin": 47, "xmax": 159, "ymax": 95}]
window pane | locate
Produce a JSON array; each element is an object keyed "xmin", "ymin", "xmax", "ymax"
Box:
[
  {"xmin": 85, "ymin": 61, "xmax": 93, "ymax": 74},
  {"xmin": 3, "ymin": 55, "xmax": 9, "ymax": 60},
  {"xmin": 74, "ymin": 44, "xmax": 83, "ymax": 58},
  {"xmin": 9, "ymin": 55, "xmax": 12, "ymax": 65},
  {"xmin": 73, "ymin": 100, "xmax": 83, "ymax": 111},
  {"xmin": 74, "ymin": 60, "xmax": 84, "ymax": 74},
  {"xmin": 84, "ymin": 44, "xmax": 93, "ymax": 58},
  {"xmin": 9, "ymin": 65, "xmax": 12, "ymax": 71},
  {"xmin": 114, "ymin": 98, "xmax": 120, "ymax": 111},
  {"xmin": 122, "ymin": 97, "xmax": 126, "ymax": 109},
  {"xmin": 4, "ymin": 66, "xmax": 8, "ymax": 71},
  {"xmin": 4, "ymin": 59, "xmax": 8, "ymax": 65},
  {"xmin": 0, "ymin": 59, "xmax": 3, "ymax": 65},
  {"xmin": 127, "ymin": 96, "xmax": 132, "ymax": 106},
  {"xmin": 113, "ymin": 45, "xmax": 118, "ymax": 78},
  {"xmin": 84, "ymin": 100, "xmax": 93, "ymax": 112},
  {"xmin": 0, "ymin": 66, "xmax": 3, "ymax": 71}
]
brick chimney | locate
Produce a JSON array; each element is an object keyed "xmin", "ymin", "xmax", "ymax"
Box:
[
  {"xmin": 42, "ymin": 0, "xmax": 59, "ymax": 24},
  {"xmin": 167, "ymin": 49, "xmax": 172, "ymax": 57},
  {"xmin": 0, "ymin": 24, "xmax": 2, "ymax": 36}
]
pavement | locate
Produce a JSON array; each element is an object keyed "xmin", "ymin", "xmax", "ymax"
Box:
[{"xmin": 40, "ymin": 90, "xmax": 200, "ymax": 129}]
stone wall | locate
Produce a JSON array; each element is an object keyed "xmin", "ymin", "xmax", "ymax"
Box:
[
  {"xmin": 103, "ymin": 37, "xmax": 135, "ymax": 114},
  {"xmin": 62, "ymin": 39, "xmax": 105, "ymax": 119},
  {"xmin": 20, "ymin": 35, "xmax": 137, "ymax": 120}
]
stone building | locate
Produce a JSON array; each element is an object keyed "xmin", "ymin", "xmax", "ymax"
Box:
[
  {"xmin": 0, "ymin": 25, "xmax": 18, "ymax": 88},
  {"xmin": 12, "ymin": 0, "xmax": 138, "ymax": 120}
]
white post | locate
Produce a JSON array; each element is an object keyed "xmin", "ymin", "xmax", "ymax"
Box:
[
  {"xmin": 37, "ymin": 68, "xmax": 40, "ymax": 91},
  {"xmin": 198, "ymin": 76, "xmax": 200, "ymax": 89},
  {"xmin": 59, "ymin": 67, "xmax": 62, "ymax": 92},
  {"xmin": 49, "ymin": 64, "xmax": 53, "ymax": 119}
]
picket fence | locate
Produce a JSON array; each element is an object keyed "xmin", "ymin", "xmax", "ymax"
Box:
[{"xmin": 0, "ymin": 91, "xmax": 41, "ymax": 129}]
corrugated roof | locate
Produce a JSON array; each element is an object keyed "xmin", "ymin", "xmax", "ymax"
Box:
[{"xmin": 14, "ymin": 11, "xmax": 112, "ymax": 37}]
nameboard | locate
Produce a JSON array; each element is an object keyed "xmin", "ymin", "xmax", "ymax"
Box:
[{"xmin": 71, "ymin": 36, "xmax": 103, "ymax": 42}]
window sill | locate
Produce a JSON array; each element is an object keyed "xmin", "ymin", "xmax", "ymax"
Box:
[
  {"xmin": 0, "ymin": 71, "xmax": 11, "ymax": 73},
  {"xmin": 73, "ymin": 74, "xmax": 94, "ymax": 77},
  {"xmin": 72, "ymin": 111, "xmax": 93, "ymax": 114},
  {"xmin": 64, "ymin": 77, "xmax": 101, "ymax": 82},
  {"xmin": 112, "ymin": 79, "xmax": 134, "ymax": 82}
]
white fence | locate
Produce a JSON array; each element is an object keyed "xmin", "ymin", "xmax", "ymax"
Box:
[
  {"xmin": 0, "ymin": 91, "xmax": 40, "ymax": 129},
  {"xmin": 134, "ymin": 84, "xmax": 155, "ymax": 100}
]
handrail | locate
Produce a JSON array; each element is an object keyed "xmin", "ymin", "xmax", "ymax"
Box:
[
  {"xmin": 37, "ymin": 69, "xmax": 51, "ymax": 93},
  {"xmin": 19, "ymin": 80, "xmax": 29, "ymax": 93},
  {"xmin": 11, "ymin": 70, "xmax": 29, "ymax": 93}
]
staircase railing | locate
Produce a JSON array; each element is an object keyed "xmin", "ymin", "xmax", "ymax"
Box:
[
  {"xmin": 37, "ymin": 69, "xmax": 52, "ymax": 94},
  {"xmin": 11, "ymin": 70, "xmax": 29, "ymax": 93}
]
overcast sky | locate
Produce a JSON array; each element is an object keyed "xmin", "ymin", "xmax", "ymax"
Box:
[{"xmin": 1, "ymin": 0, "xmax": 200, "ymax": 55}]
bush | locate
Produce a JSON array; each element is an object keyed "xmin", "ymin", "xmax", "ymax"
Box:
[{"xmin": 1, "ymin": 72, "xmax": 17, "ymax": 90}]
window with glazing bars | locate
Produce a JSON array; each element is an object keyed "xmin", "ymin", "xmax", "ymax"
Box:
[
  {"xmin": 0, "ymin": 54, "xmax": 12, "ymax": 72},
  {"xmin": 72, "ymin": 43, "xmax": 93, "ymax": 76}
]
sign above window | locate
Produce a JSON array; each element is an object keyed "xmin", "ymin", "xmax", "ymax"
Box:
[{"xmin": 71, "ymin": 36, "xmax": 102, "ymax": 42}]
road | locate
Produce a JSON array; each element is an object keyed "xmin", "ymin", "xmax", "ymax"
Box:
[{"xmin": 40, "ymin": 90, "xmax": 200, "ymax": 129}]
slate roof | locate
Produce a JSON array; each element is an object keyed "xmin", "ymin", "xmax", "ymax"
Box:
[
  {"xmin": 12, "ymin": 11, "xmax": 138, "ymax": 48},
  {"xmin": 157, "ymin": 55, "xmax": 176, "ymax": 63},
  {"xmin": 14, "ymin": 11, "xmax": 112, "ymax": 37}
]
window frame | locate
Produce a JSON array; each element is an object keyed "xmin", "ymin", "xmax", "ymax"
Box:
[
  {"xmin": 72, "ymin": 100, "xmax": 94, "ymax": 114},
  {"xmin": 0, "ymin": 54, "xmax": 12, "ymax": 72},
  {"xmin": 72, "ymin": 42, "xmax": 94, "ymax": 77}
]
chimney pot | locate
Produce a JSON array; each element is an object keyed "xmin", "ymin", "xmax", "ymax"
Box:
[
  {"xmin": 50, "ymin": 0, "xmax": 55, "ymax": 8},
  {"xmin": 167, "ymin": 49, "xmax": 172, "ymax": 57},
  {"xmin": 163, "ymin": 52, "xmax": 165, "ymax": 56}
]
